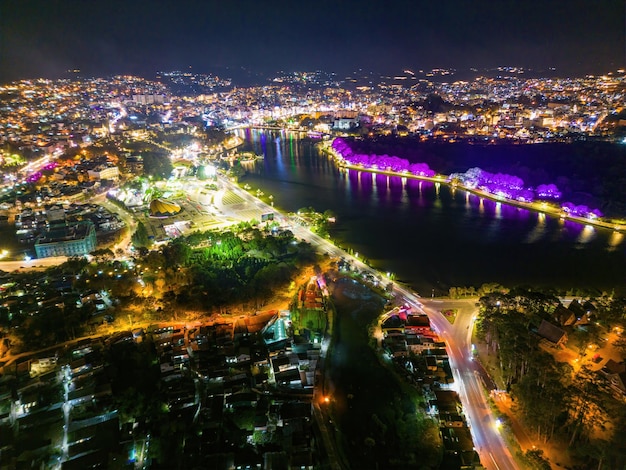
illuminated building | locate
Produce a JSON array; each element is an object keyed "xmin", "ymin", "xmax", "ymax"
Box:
[
  {"xmin": 149, "ymin": 198, "xmax": 182, "ymax": 218},
  {"xmin": 87, "ymin": 165, "xmax": 119, "ymax": 181},
  {"xmin": 34, "ymin": 221, "xmax": 97, "ymax": 258}
]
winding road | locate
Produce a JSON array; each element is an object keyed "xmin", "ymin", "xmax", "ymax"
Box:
[
  {"xmin": 2, "ymin": 170, "xmax": 520, "ymax": 469},
  {"xmin": 218, "ymin": 174, "xmax": 519, "ymax": 469}
]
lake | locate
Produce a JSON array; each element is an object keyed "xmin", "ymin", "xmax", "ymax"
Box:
[{"xmin": 236, "ymin": 129, "xmax": 626, "ymax": 296}]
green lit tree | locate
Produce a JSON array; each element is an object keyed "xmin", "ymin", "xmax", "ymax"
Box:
[{"xmin": 132, "ymin": 221, "xmax": 152, "ymax": 249}]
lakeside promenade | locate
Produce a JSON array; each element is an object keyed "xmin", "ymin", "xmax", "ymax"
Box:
[{"xmin": 321, "ymin": 141, "xmax": 626, "ymax": 234}]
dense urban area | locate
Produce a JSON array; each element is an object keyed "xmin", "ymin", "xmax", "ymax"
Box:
[
  {"xmin": 2, "ymin": 69, "xmax": 626, "ymax": 150},
  {"xmin": 0, "ymin": 68, "xmax": 625, "ymax": 470}
]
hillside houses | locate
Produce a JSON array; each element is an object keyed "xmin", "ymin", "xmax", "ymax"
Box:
[{"xmin": 0, "ymin": 303, "xmax": 323, "ymax": 469}]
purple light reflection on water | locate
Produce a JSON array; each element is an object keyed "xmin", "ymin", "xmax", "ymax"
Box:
[
  {"xmin": 500, "ymin": 203, "xmax": 523, "ymax": 219},
  {"xmin": 334, "ymin": 137, "xmax": 604, "ymax": 220},
  {"xmin": 389, "ymin": 175, "xmax": 405, "ymax": 205},
  {"xmin": 347, "ymin": 169, "xmax": 359, "ymax": 196},
  {"xmin": 405, "ymin": 179, "xmax": 434, "ymax": 208},
  {"xmin": 259, "ymin": 131, "xmax": 267, "ymax": 156},
  {"xmin": 562, "ymin": 218, "xmax": 587, "ymax": 234},
  {"xmin": 347, "ymin": 167, "xmax": 594, "ymax": 240},
  {"xmin": 274, "ymin": 135, "xmax": 283, "ymax": 174},
  {"xmin": 238, "ymin": 129, "xmax": 626, "ymax": 294},
  {"xmin": 360, "ymin": 171, "xmax": 373, "ymax": 190},
  {"xmin": 375, "ymin": 173, "xmax": 388, "ymax": 198}
]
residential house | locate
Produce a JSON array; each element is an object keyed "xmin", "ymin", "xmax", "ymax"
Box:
[
  {"xmin": 536, "ymin": 319, "xmax": 568, "ymax": 347},
  {"xmin": 600, "ymin": 359, "xmax": 626, "ymax": 399},
  {"xmin": 553, "ymin": 304, "xmax": 576, "ymax": 327},
  {"xmin": 405, "ymin": 314, "xmax": 431, "ymax": 335}
]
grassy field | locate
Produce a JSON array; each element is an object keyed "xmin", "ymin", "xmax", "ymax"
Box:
[{"xmin": 441, "ymin": 308, "xmax": 457, "ymax": 324}]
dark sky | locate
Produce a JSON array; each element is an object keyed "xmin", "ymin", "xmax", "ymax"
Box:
[{"xmin": 1, "ymin": 0, "xmax": 624, "ymax": 82}]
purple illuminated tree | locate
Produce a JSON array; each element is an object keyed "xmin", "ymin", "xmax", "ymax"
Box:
[
  {"xmin": 536, "ymin": 184, "xmax": 562, "ymax": 200},
  {"xmin": 331, "ymin": 139, "xmax": 605, "ymax": 221},
  {"xmin": 332, "ymin": 138, "xmax": 434, "ymax": 176}
]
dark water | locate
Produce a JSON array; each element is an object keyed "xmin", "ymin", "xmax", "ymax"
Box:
[{"xmin": 236, "ymin": 129, "xmax": 626, "ymax": 296}]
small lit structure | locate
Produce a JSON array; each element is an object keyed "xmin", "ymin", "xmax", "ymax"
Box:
[{"xmin": 149, "ymin": 198, "xmax": 182, "ymax": 218}]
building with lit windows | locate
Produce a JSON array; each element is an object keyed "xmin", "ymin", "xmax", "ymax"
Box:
[
  {"xmin": 87, "ymin": 165, "xmax": 119, "ymax": 181},
  {"xmin": 34, "ymin": 221, "xmax": 97, "ymax": 258}
]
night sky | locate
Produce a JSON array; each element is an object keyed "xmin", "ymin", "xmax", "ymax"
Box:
[{"xmin": 1, "ymin": 0, "xmax": 624, "ymax": 82}]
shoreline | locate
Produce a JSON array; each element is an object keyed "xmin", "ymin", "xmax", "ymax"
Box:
[
  {"xmin": 320, "ymin": 142, "xmax": 625, "ymax": 234},
  {"xmin": 238, "ymin": 135, "xmax": 626, "ymax": 295}
]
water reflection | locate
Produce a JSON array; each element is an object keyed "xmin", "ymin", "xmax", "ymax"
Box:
[
  {"xmin": 234, "ymin": 129, "xmax": 626, "ymax": 291},
  {"xmin": 348, "ymin": 169, "xmax": 358, "ymax": 198},
  {"xmin": 259, "ymin": 131, "xmax": 267, "ymax": 156},
  {"xmin": 608, "ymin": 231, "xmax": 624, "ymax": 250},
  {"xmin": 274, "ymin": 136, "xmax": 283, "ymax": 174},
  {"xmin": 360, "ymin": 171, "xmax": 373, "ymax": 198},
  {"xmin": 525, "ymin": 212, "xmax": 547, "ymax": 244},
  {"xmin": 375, "ymin": 173, "xmax": 388, "ymax": 200},
  {"xmin": 389, "ymin": 175, "xmax": 404, "ymax": 204},
  {"xmin": 576, "ymin": 225, "xmax": 596, "ymax": 244}
]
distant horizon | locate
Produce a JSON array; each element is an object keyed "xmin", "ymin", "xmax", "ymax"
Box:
[
  {"xmin": 2, "ymin": 64, "xmax": 625, "ymax": 87},
  {"xmin": 1, "ymin": 0, "xmax": 623, "ymax": 84}
]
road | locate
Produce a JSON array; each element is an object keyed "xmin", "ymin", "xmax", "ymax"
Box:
[
  {"xmin": 217, "ymin": 176, "xmax": 352, "ymax": 261},
  {"xmin": 219, "ymin": 174, "xmax": 518, "ymax": 470},
  {"xmin": 417, "ymin": 297, "xmax": 518, "ymax": 470},
  {"xmin": 94, "ymin": 193, "xmax": 137, "ymax": 253},
  {"xmin": 0, "ymin": 256, "xmax": 68, "ymax": 272},
  {"xmin": 1, "ymin": 171, "xmax": 519, "ymax": 469},
  {"xmin": 333, "ymin": 152, "xmax": 625, "ymax": 234}
]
